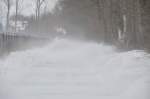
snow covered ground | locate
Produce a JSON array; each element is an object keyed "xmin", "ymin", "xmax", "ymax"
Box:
[{"xmin": 0, "ymin": 39, "xmax": 150, "ymax": 99}]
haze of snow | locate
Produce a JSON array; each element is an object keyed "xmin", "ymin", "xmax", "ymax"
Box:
[{"xmin": 0, "ymin": 39, "xmax": 150, "ymax": 99}]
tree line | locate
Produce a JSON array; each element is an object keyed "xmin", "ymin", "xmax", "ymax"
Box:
[
  {"xmin": 54, "ymin": 0, "xmax": 150, "ymax": 51},
  {"xmin": 0, "ymin": 0, "xmax": 150, "ymax": 51},
  {"xmin": 0, "ymin": 0, "xmax": 47, "ymax": 32}
]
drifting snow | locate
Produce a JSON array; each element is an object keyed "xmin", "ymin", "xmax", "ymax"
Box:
[{"xmin": 0, "ymin": 39, "xmax": 150, "ymax": 99}]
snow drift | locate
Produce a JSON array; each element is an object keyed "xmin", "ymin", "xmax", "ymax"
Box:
[{"xmin": 0, "ymin": 39, "xmax": 150, "ymax": 99}]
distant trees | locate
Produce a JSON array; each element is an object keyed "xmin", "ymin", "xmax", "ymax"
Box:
[
  {"xmin": 3, "ymin": 0, "xmax": 13, "ymax": 31},
  {"xmin": 35, "ymin": 0, "xmax": 45, "ymax": 20},
  {"xmin": 15, "ymin": 0, "xmax": 19, "ymax": 32},
  {"xmin": 15, "ymin": 0, "xmax": 150, "ymax": 51},
  {"xmin": 0, "ymin": 0, "xmax": 48, "ymax": 32},
  {"xmin": 55, "ymin": 0, "xmax": 102, "ymax": 40},
  {"xmin": 89, "ymin": 0, "xmax": 143, "ymax": 49},
  {"xmin": 118, "ymin": 0, "xmax": 144, "ymax": 49},
  {"xmin": 140, "ymin": 0, "xmax": 150, "ymax": 50},
  {"xmin": 2, "ymin": 0, "xmax": 23, "ymax": 31},
  {"xmin": 1, "ymin": 0, "xmax": 150, "ymax": 51},
  {"xmin": 15, "ymin": 0, "xmax": 24, "ymax": 32},
  {"xmin": 57, "ymin": 0, "xmax": 150, "ymax": 50}
]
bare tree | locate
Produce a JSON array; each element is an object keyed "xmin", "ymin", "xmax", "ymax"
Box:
[
  {"xmin": 15, "ymin": 0, "xmax": 24, "ymax": 32},
  {"xmin": 15, "ymin": 0, "xmax": 19, "ymax": 32},
  {"xmin": 3, "ymin": 0, "xmax": 13, "ymax": 31},
  {"xmin": 35, "ymin": 0, "xmax": 45, "ymax": 20}
]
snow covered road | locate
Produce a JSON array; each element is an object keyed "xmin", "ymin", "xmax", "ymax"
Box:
[{"xmin": 0, "ymin": 39, "xmax": 150, "ymax": 99}]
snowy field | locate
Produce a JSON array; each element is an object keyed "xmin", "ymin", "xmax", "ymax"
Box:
[{"xmin": 0, "ymin": 39, "xmax": 150, "ymax": 99}]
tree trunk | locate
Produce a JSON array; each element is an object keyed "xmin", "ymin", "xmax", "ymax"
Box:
[
  {"xmin": 6, "ymin": 0, "xmax": 10, "ymax": 31},
  {"xmin": 15, "ymin": 0, "xmax": 19, "ymax": 32}
]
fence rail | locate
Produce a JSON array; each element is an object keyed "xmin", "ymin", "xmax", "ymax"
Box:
[{"xmin": 0, "ymin": 32, "xmax": 49, "ymax": 57}]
